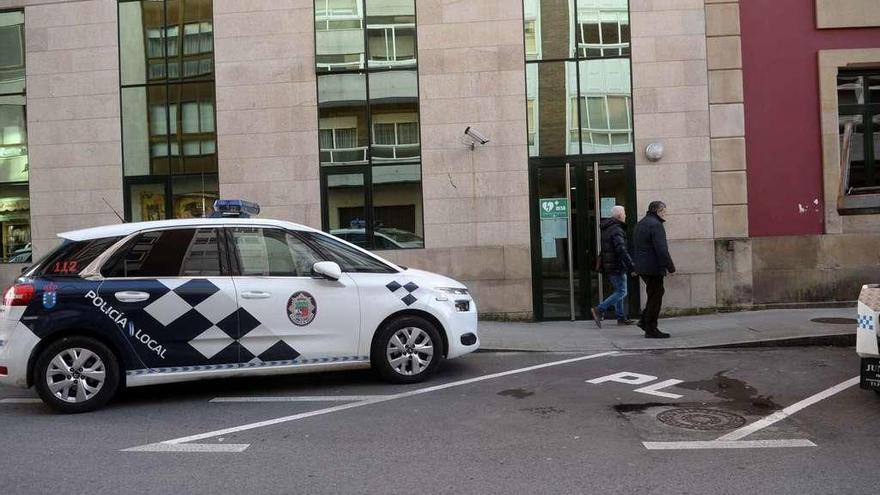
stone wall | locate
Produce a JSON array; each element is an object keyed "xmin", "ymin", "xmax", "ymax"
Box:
[
  {"xmin": 630, "ymin": 0, "xmax": 716, "ymax": 310},
  {"xmin": 213, "ymin": 0, "xmax": 321, "ymax": 227},
  {"xmin": 378, "ymin": 0, "xmax": 532, "ymax": 317},
  {"xmin": 22, "ymin": 0, "xmax": 124, "ymax": 259}
]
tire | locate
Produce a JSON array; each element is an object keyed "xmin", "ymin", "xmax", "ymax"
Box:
[
  {"xmin": 372, "ymin": 316, "xmax": 443, "ymax": 384},
  {"xmin": 34, "ymin": 336, "xmax": 120, "ymax": 414}
]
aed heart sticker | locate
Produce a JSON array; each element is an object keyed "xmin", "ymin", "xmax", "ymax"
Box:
[
  {"xmin": 542, "ymin": 201, "xmax": 555, "ymax": 213},
  {"xmin": 288, "ymin": 291, "xmax": 317, "ymax": 327}
]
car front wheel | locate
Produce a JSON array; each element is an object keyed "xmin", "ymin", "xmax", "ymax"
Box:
[
  {"xmin": 34, "ymin": 336, "xmax": 120, "ymax": 414},
  {"xmin": 372, "ymin": 316, "xmax": 443, "ymax": 384}
]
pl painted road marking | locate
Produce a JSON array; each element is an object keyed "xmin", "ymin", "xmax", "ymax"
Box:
[
  {"xmin": 587, "ymin": 372, "xmax": 685, "ymax": 399},
  {"xmin": 124, "ymin": 351, "xmax": 619, "ymax": 453},
  {"xmin": 0, "ymin": 398, "xmax": 42, "ymax": 404},
  {"xmin": 642, "ymin": 376, "xmax": 860, "ymax": 450},
  {"xmin": 210, "ymin": 395, "xmax": 393, "ymax": 403}
]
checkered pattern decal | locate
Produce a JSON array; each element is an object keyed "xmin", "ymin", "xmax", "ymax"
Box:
[
  {"xmin": 142, "ymin": 279, "xmax": 300, "ymax": 365},
  {"xmin": 858, "ymin": 314, "xmax": 875, "ymax": 332},
  {"xmin": 386, "ymin": 280, "xmax": 420, "ymax": 306}
]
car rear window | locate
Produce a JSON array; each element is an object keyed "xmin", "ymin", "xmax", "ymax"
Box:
[{"xmin": 36, "ymin": 237, "xmax": 122, "ymax": 277}]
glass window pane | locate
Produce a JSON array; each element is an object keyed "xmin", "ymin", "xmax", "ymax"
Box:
[
  {"xmin": 838, "ymin": 75, "xmax": 864, "ymax": 107},
  {"xmin": 526, "ymin": 62, "xmax": 579, "ymax": 157},
  {"xmin": 523, "ymin": 0, "xmax": 575, "ymax": 61},
  {"xmin": 839, "ymin": 114, "xmax": 866, "ymax": 191},
  {"xmin": 326, "ymin": 172, "xmax": 367, "ymax": 247},
  {"xmin": 0, "ymin": 11, "xmax": 25, "ymax": 95},
  {"xmin": 578, "ymin": 58, "xmax": 632, "ymax": 153},
  {"xmin": 167, "ymin": 83, "xmax": 217, "ymax": 174},
  {"xmin": 372, "ymin": 164, "xmax": 424, "ymax": 249},
  {"xmin": 0, "ymin": 96, "xmax": 28, "ymax": 183},
  {"xmin": 369, "ymin": 70, "xmax": 419, "ymax": 164},
  {"xmin": 172, "ymin": 173, "xmax": 218, "ymax": 217},
  {"xmin": 178, "ymin": 228, "xmax": 221, "ymax": 276},
  {"xmin": 869, "ymin": 75, "xmax": 880, "ymax": 106},
  {"xmin": 366, "ymin": 0, "xmax": 416, "ymax": 68},
  {"xmin": 318, "ymin": 73, "xmax": 369, "ymax": 165},
  {"xmin": 123, "ymin": 85, "xmax": 170, "ymax": 176},
  {"xmin": 129, "ymin": 182, "xmax": 167, "ymax": 222},
  {"xmin": 231, "ymin": 227, "xmax": 306, "ymax": 277},
  {"xmin": 577, "ymin": 0, "xmax": 629, "ymax": 59},
  {"xmin": 166, "ymin": 0, "xmax": 213, "ymax": 82},
  {"xmin": 315, "ymin": 0, "xmax": 364, "ymax": 71},
  {"xmin": 120, "ymin": 0, "xmax": 166, "ymax": 86}
]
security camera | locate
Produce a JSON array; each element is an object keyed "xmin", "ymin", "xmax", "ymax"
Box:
[{"xmin": 464, "ymin": 126, "xmax": 489, "ymax": 146}]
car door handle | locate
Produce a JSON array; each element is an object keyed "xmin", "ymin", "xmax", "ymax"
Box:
[
  {"xmin": 115, "ymin": 291, "xmax": 150, "ymax": 303},
  {"xmin": 241, "ymin": 291, "xmax": 271, "ymax": 300}
]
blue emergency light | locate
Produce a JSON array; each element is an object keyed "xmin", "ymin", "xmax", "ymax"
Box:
[{"xmin": 211, "ymin": 199, "xmax": 261, "ymax": 218}]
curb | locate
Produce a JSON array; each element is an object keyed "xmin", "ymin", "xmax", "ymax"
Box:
[{"xmin": 476, "ymin": 332, "xmax": 856, "ymax": 353}]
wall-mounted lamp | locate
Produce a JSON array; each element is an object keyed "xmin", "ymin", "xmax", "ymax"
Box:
[{"xmin": 645, "ymin": 142, "xmax": 664, "ymax": 162}]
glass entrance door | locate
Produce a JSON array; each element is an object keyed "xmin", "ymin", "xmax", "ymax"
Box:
[{"xmin": 530, "ymin": 157, "xmax": 636, "ymax": 321}]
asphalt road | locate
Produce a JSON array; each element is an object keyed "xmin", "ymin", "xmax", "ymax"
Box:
[{"xmin": 0, "ymin": 347, "xmax": 877, "ymax": 495}]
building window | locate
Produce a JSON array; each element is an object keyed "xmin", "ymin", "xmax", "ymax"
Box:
[
  {"xmin": 0, "ymin": 10, "xmax": 30, "ymax": 263},
  {"xmin": 119, "ymin": 0, "xmax": 218, "ymax": 222},
  {"xmin": 839, "ymin": 70, "xmax": 880, "ymax": 205},
  {"xmin": 523, "ymin": 0, "xmax": 633, "ymax": 157},
  {"xmin": 315, "ymin": 0, "xmax": 424, "ymax": 250}
]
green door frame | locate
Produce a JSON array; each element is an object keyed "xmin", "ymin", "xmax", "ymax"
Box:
[{"xmin": 529, "ymin": 154, "xmax": 638, "ymax": 321}]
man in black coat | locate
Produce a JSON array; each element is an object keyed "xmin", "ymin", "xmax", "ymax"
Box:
[
  {"xmin": 633, "ymin": 201, "xmax": 676, "ymax": 338},
  {"xmin": 591, "ymin": 205, "xmax": 635, "ymax": 328}
]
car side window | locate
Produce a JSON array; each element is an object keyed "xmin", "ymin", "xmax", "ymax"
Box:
[
  {"xmin": 229, "ymin": 227, "xmax": 321, "ymax": 277},
  {"xmin": 102, "ymin": 228, "xmax": 222, "ymax": 278},
  {"xmin": 38, "ymin": 236, "xmax": 122, "ymax": 277},
  {"xmin": 302, "ymin": 231, "xmax": 397, "ymax": 274}
]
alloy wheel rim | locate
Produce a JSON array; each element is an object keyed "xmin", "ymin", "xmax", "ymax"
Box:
[
  {"xmin": 386, "ymin": 327, "xmax": 434, "ymax": 376},
  {"xmin": 45, "ymin": 348, "xmax": 106, "ymax": 403}
]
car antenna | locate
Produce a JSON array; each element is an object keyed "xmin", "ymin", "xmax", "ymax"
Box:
[{"xmin": 102, "ymin": 197, "xmax": 126, "ymax": 223}]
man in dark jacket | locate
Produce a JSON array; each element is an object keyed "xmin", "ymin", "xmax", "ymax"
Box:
[
  {"xmin": 633, "ymin": 201, "xmax": 676, "ymax": 338},
  {"xmin": 591, "ymin": 205, "xmax": 635, "ymax": 328}
]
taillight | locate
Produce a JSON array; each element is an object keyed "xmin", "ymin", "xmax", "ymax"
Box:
[{"xmin": 3, "ymin": 283, "xmax": 35, "ymax": 307}]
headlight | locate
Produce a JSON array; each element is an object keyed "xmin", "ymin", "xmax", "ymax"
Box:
[{"xmin": 435, "ymin": 287, "xmax": 469, "ymax": 296}]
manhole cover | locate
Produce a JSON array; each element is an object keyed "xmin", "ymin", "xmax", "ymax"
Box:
[
  {"xmin": 655, "ymin": 408, "xmax": 746, "ymax": 431},
  {"xmin": 810, "ymin": 317, "xmax": 857, "ymax": 325}
]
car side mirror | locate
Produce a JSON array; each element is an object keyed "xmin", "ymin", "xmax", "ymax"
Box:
[{"xmin": 313, "ymin": 261, "xmax": 342, "ymax": 281}]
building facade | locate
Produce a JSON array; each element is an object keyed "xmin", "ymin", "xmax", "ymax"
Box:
[{"xmin": 0, "ymin": 0, "xmax": 878, "ymax": 320}]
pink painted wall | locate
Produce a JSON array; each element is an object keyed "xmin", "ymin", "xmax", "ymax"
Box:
[{"xmin": 740, "ymin": 0, "xmax": 880, "ymax": 236}]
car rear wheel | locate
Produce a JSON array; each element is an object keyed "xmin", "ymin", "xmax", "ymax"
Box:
[
  {"xmin": 372, "ymin": 316, "xmax": 443, "ymax": 384},
  {"xmin": 34, "ymin": 336, "xmax": 120, "ymax": 414}
]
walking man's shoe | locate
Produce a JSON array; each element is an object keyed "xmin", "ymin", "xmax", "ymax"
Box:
[
  {"xmin": 591, "ymin": 307, "xmax": 603, "ymax": 328},
  {"xmin": 617, "ymin": 319, "xmax": 635, "ymax": 326},
  {"xmin": 644, "ymin": 329, "xmax": 670, "ymax": 339}
]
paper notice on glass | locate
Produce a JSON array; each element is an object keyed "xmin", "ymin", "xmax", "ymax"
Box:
[
  {"xmin": 541, "ymin": 236, "xmax": 557, "ymax": 259},
  {"xmin": 600, "ymin": 197, "xmax": 617, "ymax": 218},
  {"xmin": 541, "ymin": 217, "xmax": 568, "ymax": 239}
]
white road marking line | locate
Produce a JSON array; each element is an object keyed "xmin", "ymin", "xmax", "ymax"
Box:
[
  {"xmin": 0, "ymin": 398, "xmax": 42, "ymax": 404},
  {"xmin": 124, "ymin": 351, "xmax": 619, "ymax": 452},
  {"xmin": 643, "ymin": 439, "xmax": 817, "ymax": 450},
  {"xmin": 123, "ymin": 443, "xmax": 250, "ymax": 453},
  {"xmin": 717, "ymin": 376, "xmax": 860, "ymax": 442},
  {"xmin": 210, "ymin": 396, "xmax": 393, "ymax": 403},
  {"xmin": 633, "ymin": 379, "xmax": 684, "ymax": 399}
]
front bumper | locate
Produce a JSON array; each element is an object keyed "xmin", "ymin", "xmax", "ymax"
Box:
[{"xmin": 430, "ymin": 296, "xmax": 479, "ymax": 359}]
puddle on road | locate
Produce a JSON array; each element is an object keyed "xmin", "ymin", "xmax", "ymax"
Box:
[
  {"xmin": 498, "ymin": 388, "xmax": 535, "ymax": 399},
  {"xmin": 677, "ymin": 370, "xmax": 779, "ymax": 414}
]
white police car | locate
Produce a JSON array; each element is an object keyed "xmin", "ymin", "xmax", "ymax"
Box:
[
  {"xmin": 857, "ymin": 284, "xmax": 880, "ymax": 394},
  {"xmin": 0, "ymin": 200, "xmax": 479, "ymax": 413}
]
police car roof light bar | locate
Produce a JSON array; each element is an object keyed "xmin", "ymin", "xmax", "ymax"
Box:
[{"xmin": 212, "ymin": 199, "xmax": 261, "ymax": 218}]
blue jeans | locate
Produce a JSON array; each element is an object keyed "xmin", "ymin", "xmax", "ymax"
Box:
[{"xmin": 597, "ymin": 271, "xmax": 628, "ymax": 320}]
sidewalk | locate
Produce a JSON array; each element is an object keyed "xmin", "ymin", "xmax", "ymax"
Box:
[{"xmin": 478, "ymin": 307, "xmax": 858, "ymax": 352}]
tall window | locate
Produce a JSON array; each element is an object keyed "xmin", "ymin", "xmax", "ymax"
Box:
[
  {"xmin": 118, "ymin": 0, "xmax": 218, "ymax": 222},
  {"xmin": 523, "ymin": 0, "xmax": 633, "ymax": 157},
  {"xmin": 315, "ymin": 0, "xmax": 424, "ymax": 250},
  {"xmin": 839, "ymin": 70, "xmax": 880, "ymax": 202},
  {"xmin": 0, "ymin": 10, "xmax": 30, "ymax": 263}
]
